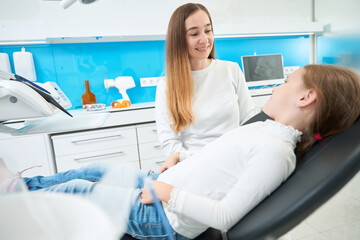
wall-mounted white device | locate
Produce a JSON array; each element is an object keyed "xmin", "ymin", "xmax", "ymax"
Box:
[
  {"xmin": 104, "ymin": 76, "xmax": 135, "ymax": 101},
  {"xmin": 104, "ymin": 76, "xmax": 135, "ymax": 108}
]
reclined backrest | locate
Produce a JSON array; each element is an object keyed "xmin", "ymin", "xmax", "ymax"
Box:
[{"xmin": 226, "ymin": 117, "xmax": 360, "ymax": 240}]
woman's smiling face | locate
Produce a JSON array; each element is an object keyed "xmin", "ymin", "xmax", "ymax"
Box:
[{"xmin": 185, "ymin": 10, "xmax": 214, "ymax": 64}]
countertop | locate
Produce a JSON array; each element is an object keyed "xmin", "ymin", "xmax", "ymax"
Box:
[{"xmin": 3, "ymin": 102, "xmax": 156, "ymax": 136}]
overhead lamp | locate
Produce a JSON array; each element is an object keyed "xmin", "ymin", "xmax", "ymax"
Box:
[
  {"xmin": 61, "ymin": 0, "xmax": 98, "ymax": 9},
  {"xmin": 43, "ymin": 0, "xmax": 98, "ymax": 10}
]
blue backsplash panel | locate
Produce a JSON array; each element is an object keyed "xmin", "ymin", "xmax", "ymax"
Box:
[
  {"xmin": 0, "ymin": 35, "xmax": 309, "ymax": 109},
  {"xmin": 317, "ymin": 34, "xmax": 360, "ymax": 73},
  {"xmin": 215, "ymin": 35, "xmax": 310, "ymax": 68}
]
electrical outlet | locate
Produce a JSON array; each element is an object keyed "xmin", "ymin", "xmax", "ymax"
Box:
[
  {"xmin": 140, "ymin": 77, "xmax": 163, "ymax": 87},
  {"xmin": 284, "ymin": 66, "xmax": 300, "ymax": 76}
]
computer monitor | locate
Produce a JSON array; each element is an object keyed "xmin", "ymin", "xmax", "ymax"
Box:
[{"xmin": 241, "ymin": 54, "xmax": 285, "ymax": 88}]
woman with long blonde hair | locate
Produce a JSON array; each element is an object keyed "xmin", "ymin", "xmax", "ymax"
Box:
[{"xmin": 156, "ymin": 3, "xmax": 255, "ymax": 172}]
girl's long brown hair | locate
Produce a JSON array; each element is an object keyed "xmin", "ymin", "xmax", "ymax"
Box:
[
  {"xmin": 296, "ymin": 64, "xmax": 360, "ymax": 157},
  {"xmin": 166, "ymin": 3, "xmax": 215, "ymax": 132}
]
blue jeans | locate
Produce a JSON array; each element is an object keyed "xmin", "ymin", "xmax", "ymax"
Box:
[{"xmin": 24, "ymin": 163, "xmax": 188, "ymax": 240}]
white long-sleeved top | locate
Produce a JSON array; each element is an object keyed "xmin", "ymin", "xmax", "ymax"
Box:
[
  {"xmin": 155, "ymin": 59, "xmax": 256, "ymax": 158},
  {"xmin": 157, "ymin": 120, "xmax": 302, "ymax": 239}
]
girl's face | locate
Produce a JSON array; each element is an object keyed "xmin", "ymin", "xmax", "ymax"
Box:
[
  {"xmin": 185, "ymin": 10, "xmax": 214, "ymax": 64},
  {"xmin": 263, "ymin": 68, "xmax": 308, "ymax": 118}
]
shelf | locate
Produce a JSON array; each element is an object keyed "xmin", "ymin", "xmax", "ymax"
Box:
[{"xmin": 45, "ymin": 22, "xmax": 323, "ymax": 44}]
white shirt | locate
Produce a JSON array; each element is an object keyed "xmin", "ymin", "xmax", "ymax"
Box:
[
  {"xmin": 155, "ymin": 59, "xmax": 256, "ymax": 158},
  {"xmin": 157, "ymin": 120, "xmax": 302, "ymax": 238}
]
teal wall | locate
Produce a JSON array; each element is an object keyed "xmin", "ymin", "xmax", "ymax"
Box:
[
  {"xmin": 0, "ymin": 35, "xmax": 310, "ymax": 109},
  {"xmin": 317, "ymin": 34, "xmax": 360, "ymax": 73}
]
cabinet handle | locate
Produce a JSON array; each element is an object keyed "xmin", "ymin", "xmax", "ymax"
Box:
[
  {"xmin": 152, "ymin": 129, "xmax": 157, "ymax": 133},
  {"xmin": 73, "ymin": 151, "xmax": 124, "ymax": 162},
  {"xmin": 71, "ymin": 134, "xmax": 122, "ymax": 144},
  {"xmin": 153, "ymin": 145, "xmax": 161, "ymax": 149},
  {"xmin": 155, "ymin": 160, "xmax": 165, "ymax": 164}
]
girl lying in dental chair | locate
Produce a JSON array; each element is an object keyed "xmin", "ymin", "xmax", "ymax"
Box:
[{"xmin": 1, "ymin": 64, "xmax": 359, "ymax": 240}]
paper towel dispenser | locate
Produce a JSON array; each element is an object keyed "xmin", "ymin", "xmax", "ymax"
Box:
[{"xmin": 13, "ymin": 48, "xmax": 37, "ymax": 82}]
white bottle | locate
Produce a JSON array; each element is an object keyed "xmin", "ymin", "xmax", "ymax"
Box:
[
  {"xmin": 13, "ymin": 47, "xmax": 37, "ymax": 81},
  {"xmin": 0, "ymin": 53, "xmax": 11, "ymax": 73}
]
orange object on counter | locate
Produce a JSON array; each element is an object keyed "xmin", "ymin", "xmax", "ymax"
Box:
[
  {"xmin": 111, "ymin": 100, "xmax": 131, "ymax": 108},
  {"xmin": 82, "ymin": 80, "xmax": 96, "ymax": 107}
]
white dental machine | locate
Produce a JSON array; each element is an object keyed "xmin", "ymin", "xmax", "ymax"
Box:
[{"xmin": 0, "ymin": 69, "xmax": 72, "ymax": 132}]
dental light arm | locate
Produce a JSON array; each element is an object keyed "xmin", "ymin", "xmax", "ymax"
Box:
[
  {"xmin": 61, "ymin": 0, "xmax": 98, "ymax": 9},
  {"xmin": 43, "ymin": 0, "xmax": 98, "ymax": 10}
]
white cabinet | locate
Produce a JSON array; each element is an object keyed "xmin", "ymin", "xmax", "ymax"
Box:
[
  {"xmin": 38, "ymin": 0, "xmax": 173, "ymax": 41},
  {"xmin": 37, "ymin": 0, "xmax": 322, "ymax": 43},
  {"xmin": 136, "ymin": 123, "xmax": 165, "ymax": 172},
  {"xmin": 51, "ymin": 122, "xmax": 166, "ymax": 173},
  {"xmin": 0, "ymin": 0, "xmax": 45, "ymax": 43},
  {"xmin": 51, "ymin": 126, "xmax": 140, "ymax": 172},
  {"xmin": 1, "ymin": 0, "xmax": 324, "ymax": 43},
  {"xmin": 315, "ymin": 0, "xmax": 360, "ymax": 33},
  {"xmin": 0, "ymin": 133, "xmax": 52, "ymax": 177}
]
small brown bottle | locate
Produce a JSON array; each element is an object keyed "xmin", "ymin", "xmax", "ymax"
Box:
[{"xmin": 82, "ymin": 80, "xmax": 96, "ymax": 107}]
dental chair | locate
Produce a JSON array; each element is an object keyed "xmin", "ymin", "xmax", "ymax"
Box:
[{"xmin": 121, "ymin": 112, "xmax": 360, "ymax": 240}]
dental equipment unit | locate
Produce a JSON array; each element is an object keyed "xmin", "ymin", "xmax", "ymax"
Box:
[
  {"xmin": 0, "ymin": 69, "xmax": 72, "ymax": 132},
  {"xmin": 104, "ymin": 76, "xmax": 135, "ymax": 108}
]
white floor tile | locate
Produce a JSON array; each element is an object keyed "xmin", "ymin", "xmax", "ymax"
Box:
[
  {"xmin": 305, "ymin": 193, "xmax": 360, "ymax": 232},
  {"xmin": 282, "ymin": 222, "xmax": 318, "ymax": 240},
  {"xmin": 321, "ymin": 221, "xmax": 360, "ymax": 240},
  {"xmin": 300, "ymin": 233, "xmax": 330, "ymax": 240},
  {"xmin": 279, "ymin": 171, "xmax": 360, "ymax": 240},
  {"xmin": 339, "ymin": 172, "xmax": 360, "ymax": 201}
]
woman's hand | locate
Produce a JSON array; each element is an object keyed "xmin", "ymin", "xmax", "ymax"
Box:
[
  {"xmin": 141, "ymin": 181, "xmax": 174, "ymax": 204},
  {"xmin": 159, "ymin": 152, "xmax": 180, "ymax": 173}
]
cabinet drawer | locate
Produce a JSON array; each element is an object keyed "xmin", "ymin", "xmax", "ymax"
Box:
[
  {"xmin": 56, "ymin": 145, "xmax": 140, "ymax": 172},
  {"xmin": 52, "ymin": 127, "xmax": 137, "ymax": 156},
  {"xmin": 136, "ymin": 123, "xmax": 158, "ymax": 143},
  {"xmin": 138, "ymin": 141, "xmax": 165, "ymax": 160},
  {"xmin": 140, "ymin": 157, "xmax": 165, "ymax": 172}
]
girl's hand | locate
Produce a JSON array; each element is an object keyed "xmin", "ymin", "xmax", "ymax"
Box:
[
  {"xmin": 159, "ymin": 153, "xmax": 180, "ymax": 173},
  {"xmin": 141, "ymin": 181, "xmax": 174, "ymax": 204},
  {"xmin": 141, "ymin": 183, "xmax": 154, "ymax": 204}
]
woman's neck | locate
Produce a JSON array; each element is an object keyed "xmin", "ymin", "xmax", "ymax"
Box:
[
  {"xmin": 274, "ymin": 109, "xmax": 315, "ymax": 135},
  {"xmin": 190, "ymin": 58, "xmax": 212, "ymax": 71}
]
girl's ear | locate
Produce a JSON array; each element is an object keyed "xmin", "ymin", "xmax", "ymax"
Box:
[{"xmin": 297, "ymin": 89, "xmax": 317, "ymax": 108}]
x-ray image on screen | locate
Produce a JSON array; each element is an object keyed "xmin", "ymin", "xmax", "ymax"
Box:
[{"xmin": 242, "ymin": 54, "xmax": 285, "ymax": 84}]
